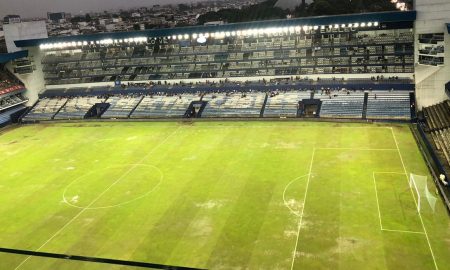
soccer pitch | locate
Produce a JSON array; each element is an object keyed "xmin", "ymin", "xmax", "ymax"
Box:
[{"xmin": 0, "ymin": 121, "xmax": 449, "ymax": 270}]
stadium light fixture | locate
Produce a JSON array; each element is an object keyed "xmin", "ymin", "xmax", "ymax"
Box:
[
  {"xmin": 334, "ymin": 24, "xmax": 339, "ymax": 29},
  {"xmin": 197, "ymin": 36, "xmax": 207, "ymax": 44},
  {"xmin": 374, "ymin": 22, "xmax": 379, "ymax": 26},
  {"xmin": 313, "ymin": 26, "xmax": 319, "ymax": 30},
  {"xmin": 361, "ymin": 22, "xmax": 366, "ymax": 27},
  {"xmin": 368, "ymin": 22, "xmax": 373, "ymax": 27}
]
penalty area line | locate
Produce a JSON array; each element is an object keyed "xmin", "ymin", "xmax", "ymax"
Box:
[{"xmin": 381, "ymin": 228, "xmax": 425, "ymax": 235}]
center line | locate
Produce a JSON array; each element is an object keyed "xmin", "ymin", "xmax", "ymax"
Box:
[{"xmin": 290, "ymin": 148, "xmax": 315, "ymax": 270}]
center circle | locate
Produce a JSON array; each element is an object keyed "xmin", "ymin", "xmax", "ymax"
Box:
[{"xmin": 63, "ymin": 164, "xmax": 163, "ymax": 210}]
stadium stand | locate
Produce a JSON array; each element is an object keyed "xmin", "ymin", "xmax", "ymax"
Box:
[
  {"xmin": 54, "ymin": 96, "xmax": 106, "ymax": 120},
  {"xmin": 102, "ymin": 95, "xmax": 143, "ymax": 118},
  {"xmin": 423, "ymin": 101, "xmax": 450, "ymax": 131},
  {"xmin": 431, "ymin": 128, "xmax": 450, "ymax": 167},
  {"xmin": 0, "ymin": 94, "xmax": 28, "ymax": 111},
  {"xmin": 35, "ymin": 15, "xmax": 415, "ymax": 85},
  {"xmin": 0, "ymin": 70, "xmax": 25, "ymax": 96},
  {"xmin": 202, "ymin": 92, "xmax": 266, "ymax": 118},
  {"xmin": 414, "ymin": 101, "xmax": 450, "ymax": 184},
  {"xmin": 0, "ymin": 105, "xmax": 26, "ymax": 127},
  {"xmin": 22, "ymin": 88, "xmax": 414, "ymax": 121},
  {"xmin": 130, "ymin": 93, "xmax": 200, "ymax": 118},
  {"xmin": 318, "ymin": 91, "xmax": 365, "ymax": 119},
  {"xmin": 366, "ymin": 91, "xmax": 411, "ymax": 119},
  {"xmin": 23, "ymin": 98, "xmax": 68, "ymax": 121},
  {"xmin": 264, "ymin": 91, "xmax": 311, "ymax": 118}
]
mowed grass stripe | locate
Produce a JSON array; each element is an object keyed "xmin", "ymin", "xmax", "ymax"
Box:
[
  {"xmin": 1, "ymin": 123, "xmax": 181, "ymax": 268},
  {"xmin": 0, "ymin": 122, "xmax": 448, "ymax": 270}
]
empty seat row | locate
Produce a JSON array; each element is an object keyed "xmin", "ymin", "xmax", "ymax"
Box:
[
  {"xmin": 102, "ymin": 96, "xmax": 142, "ymax": 118},
  {"xmin": 319, "ymin": 92, "xmax": 364, "ymax": 118},
  {"xmin": 131, "ymin": 94, "xmax": 199, "ymax": 118},
  {"xmin": 23, "ymin": 98, "xmax": 68, "ymax": 121},
  {"xmin": 264, "ymin": 91, "xmax": 311, "ymax": 118},
  {"xmin": 366, "ymin": 92, "xmax": 411, "ymax": 119},
  {"xmin": 202, "ymin": 93, "xmax": 265, "ymax": 118},
  {"xmin": 423, "ymin": 101, "xmax": 450, "ymax": 131},
  {"xmin": 431, "ymin": 128, "xmax": 450, "ymax": 167},
  {"xmin": 54, "ymin": 96, "xmax": 105, "ymax": 120}
]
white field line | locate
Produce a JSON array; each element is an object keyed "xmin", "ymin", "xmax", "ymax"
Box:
[
  {"xmin": 390, "ymin": 128, "xmax": 439, "ymax": 270},
  {"xmin": 316, "ymin": 147, "xmax": 397, "ymax": 151},
  {"xmin": 14, "ymin": 126, "xmax": 182, "ymax": 270},
  {"xmin": 381, "ymin": 228, "xmax": 425, "ymax": 235},
  {"xmin": 372, "ymin": 172, "xmax": 384, "ymax": 230},
  {"xmin": 290, "ymin": 148, "xmax": 315, "ymax": 270},
  {"xmin": 373, "ymin": 172, "xmax": 424, "ymax": 233},
  {"xmin": 185, "ymin": 125, "xmax": 392, "ymax": 129},
  {"xmin": 282, "ymin": 174, "xmax": 310, "ymax": 217},
  {"xmin": 373, "ymin": 172, "xmax": 406, "ymax": 175}
]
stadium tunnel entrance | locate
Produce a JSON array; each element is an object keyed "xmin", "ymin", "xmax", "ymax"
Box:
[
  {"xmin": 298, "ymin": 99, "xmax": 322, "ymax": 118},
  {"xmin": 85, "ymin": 103, "xmax": 110, "ymax": 118},
  {"xmin": 185, "ymin": 101, "xmax": 207, "ymax": 118}
]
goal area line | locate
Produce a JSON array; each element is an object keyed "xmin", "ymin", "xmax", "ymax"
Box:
[{"xmin": 372, "ymin": 171, "xmax": 425, "ymax": 234}]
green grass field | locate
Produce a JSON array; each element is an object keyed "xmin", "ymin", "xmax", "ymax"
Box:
[{"xmin": 0, "ymin": 121, "xmax": 449, "ymax": 270}]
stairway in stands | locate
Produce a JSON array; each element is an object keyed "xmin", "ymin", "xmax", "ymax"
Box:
[
  {"xmin": 260, "ymin": 93, "xmax": 269, "ymax": 117},
  {"xmin": 362, "ymin": 92, "xmax": 369, "ymax": 119}
]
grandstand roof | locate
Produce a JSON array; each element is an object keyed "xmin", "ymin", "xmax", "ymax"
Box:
[
  {"xmin": 14, "ymin": 11, "xmax": 416, "ymax": 48},
  {"xmin": 0, "ymin": 50, "xmax": 28, "ymax": 64}
]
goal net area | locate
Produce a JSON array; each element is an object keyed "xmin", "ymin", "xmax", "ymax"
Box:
[{"xmin": 409, "ymin": 174, "xmax": 437, "ymax": 213}]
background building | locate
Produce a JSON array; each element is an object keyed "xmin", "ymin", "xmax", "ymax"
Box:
[{"xmin": 3, "ymin": 15, "xmax": 21, "ymax": 24}]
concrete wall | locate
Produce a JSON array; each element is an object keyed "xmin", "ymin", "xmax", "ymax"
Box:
[
  {"xmin": 414, "ymin": 0, "xmax": 450, "ymax": 109},
  {"xmin": 3, "ymin": 21, "xmax": 48, "ymax": 53},
  {"xmin": 5, "ymin": 46, "xmax": 46, "ymax": 105}
]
